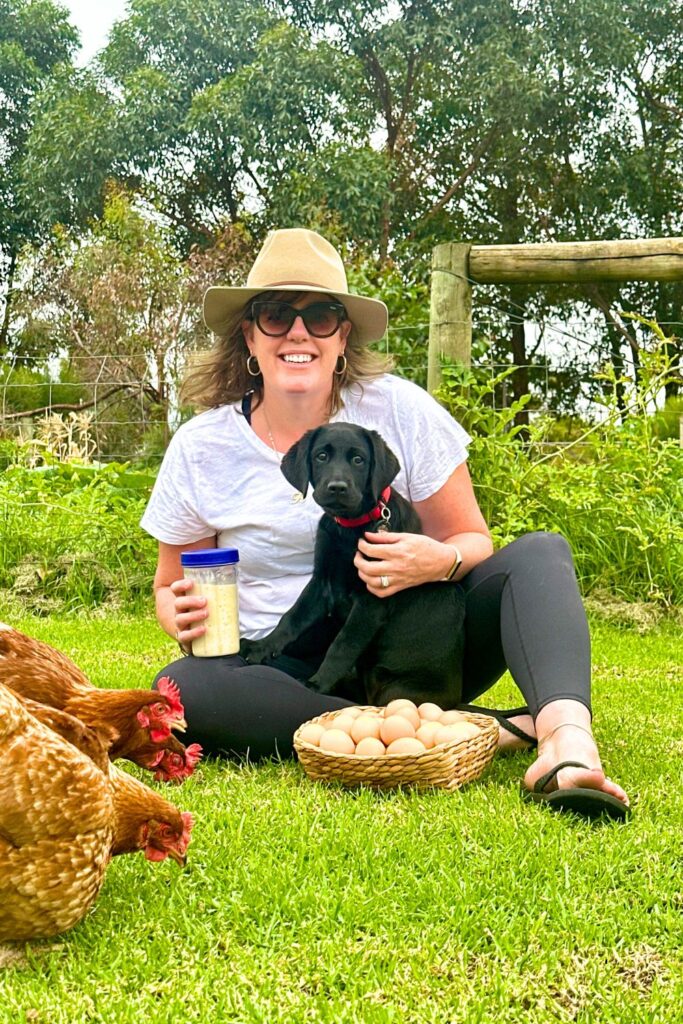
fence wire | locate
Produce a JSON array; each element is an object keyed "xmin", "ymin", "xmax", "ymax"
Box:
[{"xmin": 1, "ymin": 316, "xmax": 681, "ymax": 463}]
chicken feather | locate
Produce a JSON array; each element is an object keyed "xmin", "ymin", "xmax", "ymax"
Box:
[
  {"xmin": 0, "ymin": 624, "xmax": 201, "ymax": 781},
  {"xmin": 0, "ymin": 684, "xmax": 193, "ymax": 942}
]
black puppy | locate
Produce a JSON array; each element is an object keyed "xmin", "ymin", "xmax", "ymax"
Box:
[{"xmin": 242, "ymin": 423, "xmax": 465, "ymax": 706}]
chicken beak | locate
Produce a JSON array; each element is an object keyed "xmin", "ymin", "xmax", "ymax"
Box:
[
  {"xmin": 168, "ymin": 848, "xmax": 188, "ymax": 867},
  {"xmin": 173, "ymin": 718, "xmax": 188, "ymax": 734}
]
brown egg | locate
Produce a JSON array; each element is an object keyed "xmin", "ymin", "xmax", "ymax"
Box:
[
  {"xmin": 331, "ymin": 714, "xmax": 357, "ymax": 736},
  {"xmin": 416, "ymin": 721, "xmax": 441, "ymax": 749},
  {"xmin": 440, "ymin": 709, "xmax": 467, "ymax": 725},
  {"xmin": 384, "ymin": 700, "xmax": 420, "ymax": 730},
  {"xmin": 343, "ymin": 706, "xmax": 364, "ymax": 718},
  {"xmin": 354, "ymin": 736, "xmax": 386, "ymax": 757},
  {"xmin": 298, "ymin": 723, "xmax": 326, "ymax": 747},
  {"xmin": 319, "ymin": 729, "xmax": 356, "ymax": 754},
  {"xmin": 380, "ymin": 715, "xmax": 416, "ymax": 745},
  {"xmin": 418, "ymin": 702, "xmax": 444, "ymax": 722},
  {"xmin": 351, "ymin": 715, "xmax": 383, "ymax": 743},
  {"xmin": 386, "ymin": 737, "xmax": 427, "ymax": 755},
  {"xmin": 434, "ymin": 721, "xmax": 480, "ymax": 747}
]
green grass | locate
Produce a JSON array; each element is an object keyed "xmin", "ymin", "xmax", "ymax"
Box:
[{"xmin": 1, "ymin": 611, "xmax": 682, "ymax": 1023}]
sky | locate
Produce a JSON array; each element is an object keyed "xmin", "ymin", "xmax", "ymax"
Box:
[{"xmin": 61, "ymin": 0, "xmax": 128, "ymax": 65}]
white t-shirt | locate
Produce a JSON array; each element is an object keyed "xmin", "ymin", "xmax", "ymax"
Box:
[{"xmin": 140, "ymin": 374, "xmax": 471, "ymax": 638}]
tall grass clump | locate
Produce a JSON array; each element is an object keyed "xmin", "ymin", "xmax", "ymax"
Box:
[
  {"xmin": 0, "ymin": 446, "xmax": 157, "ymax": 613},
  {"xmin": 439, "ymin": 319, "xmax": 683, "ymax": 606}
]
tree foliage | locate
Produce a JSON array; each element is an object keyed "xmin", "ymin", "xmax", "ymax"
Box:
[
  {"xmin": 3, "ymin": 0, "xmax": 682, "ymax": 433},
  {"xmin": 0, "ymin": 0, "xmax": 78, "ymax": 347}
]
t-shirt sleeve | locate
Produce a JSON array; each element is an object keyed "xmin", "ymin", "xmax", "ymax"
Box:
[
  {"xmin": 140, "ymin": 428, "xmax": 213, "ymax": 545},
  {"xmin": 393, "ymin": 378, "xmax": 472, "ymax": 502}
]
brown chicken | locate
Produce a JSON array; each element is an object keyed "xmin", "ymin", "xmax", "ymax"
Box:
[
  {"xmin": 0, "ymin": 624, "xmax": 202, "ymax": 782},
  {"xmin": 0, "ymin": 683, "xmax": 194, "ymax": 941}
]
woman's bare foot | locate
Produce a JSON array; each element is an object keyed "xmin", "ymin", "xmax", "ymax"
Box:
[
  {"xmin": 524, "ymin": 701, "xmax": 629, "ymax": 807},
  {"xmin": 497, "ymin": 714, "xmax": 536, "ymax": 751}
]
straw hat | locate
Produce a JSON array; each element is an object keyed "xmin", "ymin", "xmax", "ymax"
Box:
[{"xmin": 203, "ymin": 228, "xmax": 388, "ymax": 342}]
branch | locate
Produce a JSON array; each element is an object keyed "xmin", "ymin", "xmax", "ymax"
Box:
[
  {"xmin": 635, "ymin": 75, "xmax": 683, "ymax": 122},
  {"xmin": 0, "ymin": 384, "xmax": 131, "ymax": 421},
  {"xmin": 357, "ymin": 41, "xmax": 395, "ymax": 149},
  {"xmin": 586, "ymin": 284, "xmax": 640, "ymax": 362},
  {"xmin": 406, "ymin": 123, "xmax": 500, "ymax": 240}
]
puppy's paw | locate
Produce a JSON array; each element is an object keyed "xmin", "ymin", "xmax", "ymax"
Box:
[
  {"xmin": 240, "ymin": 638, "xmax": 271, "ymax": 664},
  {"xmin": 307, "ymin": 673, "xmax": 333, "ymax": 695}
]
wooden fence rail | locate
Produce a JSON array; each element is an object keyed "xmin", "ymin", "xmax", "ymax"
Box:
[{"xmin": 427, "ymin": 236, "xmax": 683, "ymax": 394}]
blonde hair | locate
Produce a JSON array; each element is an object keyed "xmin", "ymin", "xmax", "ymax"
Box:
[{"xmin": 181, "ymin": 291, "xmax": 393, "ymax": 415}]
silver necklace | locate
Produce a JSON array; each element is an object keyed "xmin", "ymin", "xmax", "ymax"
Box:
[{"xmin": 261, "ymin": 405, "xmax": 281, "ymax": 460}]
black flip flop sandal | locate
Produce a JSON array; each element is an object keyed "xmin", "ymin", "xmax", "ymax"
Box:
[
  {"xmin": 457, "ymin": 703, "xmax": 537, "ymax": 747},
  {"xmin": 521, "ymin": 760, "xmax": 631, "ymax": 821}
]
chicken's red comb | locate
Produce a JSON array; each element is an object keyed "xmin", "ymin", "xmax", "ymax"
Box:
[
  {"xmin": 156, "ymin": 676, "xmax": 185, "ymax": 718},
  {"xmin": 152, "ymin": 743, "xmax": 203, "ymax": 784},
  {"xmin": 180, "ymin": 812, "xmax": 194, "ymax": 848},
  {"xmin": 184, "ymin": 743, "xmax": 203, "ymax": 769}
]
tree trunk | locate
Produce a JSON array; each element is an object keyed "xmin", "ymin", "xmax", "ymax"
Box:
[
  {"xmin": 656, "ymin": 282, "xmax": 681, "ymax": 400},
  {"xmin": 608, "ymin": 329, "xmax": 627, "ymax": 419},
  {"xmin": 508, "ymin": 293, "xmax": 529, "ymax": 432},
  {"xmin": 0, "ymin": 248, "xmax": 17, "ymax": 355}
]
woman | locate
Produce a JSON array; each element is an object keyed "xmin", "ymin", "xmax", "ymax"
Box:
[{"xmin": 141, "ymin": 228, "xmax": 630, "ymax": 820}]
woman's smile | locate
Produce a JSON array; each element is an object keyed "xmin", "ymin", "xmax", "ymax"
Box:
[{"xmin": 279, "ymin": 352, "xmax": 316, "ymax": 364}]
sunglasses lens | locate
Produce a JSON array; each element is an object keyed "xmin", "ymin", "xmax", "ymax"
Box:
[
  {"xmin": 255, "ymin": 302, "xmax": 293, "ymax": 336},
  {"xmin": 302, "ymin": 303, "xmax": 344, "ymax": 337},
  {"xmin": 253, "ymin": 301, "xmax": 345, "ymax": 337}
]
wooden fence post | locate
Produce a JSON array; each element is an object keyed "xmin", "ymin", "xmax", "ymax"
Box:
[{"xmin": 428, "ymin": 242, "xmax": 472, "ymax": 397}]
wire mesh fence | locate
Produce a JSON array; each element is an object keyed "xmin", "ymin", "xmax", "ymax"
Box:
[{"xmin": 1, "ymin": 315, "xmax": 681, "ymax": 464}]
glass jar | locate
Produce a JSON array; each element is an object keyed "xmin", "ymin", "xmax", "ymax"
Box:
[{"xmin": 181, "ymin": 549, "xmax": 240, "ymax": 657}]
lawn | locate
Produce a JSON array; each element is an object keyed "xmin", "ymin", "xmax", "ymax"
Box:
[{"xmin": 1, "ymin": 611, "xmax": 681, "ymax": 1023}]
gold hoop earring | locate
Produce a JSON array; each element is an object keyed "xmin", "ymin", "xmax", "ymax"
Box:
[
  {"xmin": 334, "ymin": 354, "xmax": 347, "ymax": 376},
  {"xmin": 246, "ymin": 355, "xmax": 261, "ymax": 377}
]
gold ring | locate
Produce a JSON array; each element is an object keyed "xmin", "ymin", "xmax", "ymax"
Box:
[{"xmin": 380, "ymin": 575, "xmax": 390, "ymax": 589}]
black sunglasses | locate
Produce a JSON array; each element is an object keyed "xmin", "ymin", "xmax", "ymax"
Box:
[{"xmin": 250, "ymin": 300, "xmax": 347, "ymax": 338}]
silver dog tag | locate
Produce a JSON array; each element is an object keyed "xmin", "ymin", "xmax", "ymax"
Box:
[{"xmin": 376, "ymin": 506, "xmax": 391, "ymax": 531}]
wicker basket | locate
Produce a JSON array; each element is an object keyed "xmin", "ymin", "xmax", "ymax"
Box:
[{"xmin": 293, "ymin": 706, "xmax": 499, "ymax": 791}]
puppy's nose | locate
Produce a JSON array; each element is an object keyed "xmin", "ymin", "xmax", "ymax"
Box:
[{"xmin": 326, "ymin": 480, "xmax": 348, "ymax": 496}]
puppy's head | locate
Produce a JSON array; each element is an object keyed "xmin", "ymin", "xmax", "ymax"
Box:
[{"xmin": 281, "ymin": 423, "xmax": 400, "ymax": 517}]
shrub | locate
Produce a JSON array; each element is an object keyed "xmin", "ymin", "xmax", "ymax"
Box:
[
  {"xmin": 438, "ymin": 327, "xmax": 683, "ymax": 606},
  {"xmin": 0, "ymin": 456, "xmax": 158, "ymax": 613}
]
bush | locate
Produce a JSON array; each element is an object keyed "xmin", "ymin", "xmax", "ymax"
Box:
[
  {"xmin": 1, "ymin": 318, "xmax": 680, "ymax": 612},
  {"xmin": 438, "ymin": 333, "xmax": 683, "ymax": 606},
  {"xmin": 0, "ymin": 455, "xmax": 158, "ymax": 613}
]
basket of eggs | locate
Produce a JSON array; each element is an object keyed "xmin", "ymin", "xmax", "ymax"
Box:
[{"xmin": 293, "ymin": 699, "xmax": 499, "ymax": 791}]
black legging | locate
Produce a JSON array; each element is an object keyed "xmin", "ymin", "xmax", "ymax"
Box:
[{"xmin": 153, "ymin": 532, "xmax": 591, "ymax": 759}]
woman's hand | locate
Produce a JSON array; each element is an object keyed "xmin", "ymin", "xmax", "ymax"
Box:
[
  {"xmin": 170, "ymin": 578, "xmax": 208, "ymax": 646},
  {"xmin": 354, "ymin": 531, "xmax": 454, "ymax": 597}
]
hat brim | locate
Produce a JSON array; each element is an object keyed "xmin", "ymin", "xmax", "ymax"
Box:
[{"xmin": 203, "ymin": 286, "xmax": 388, "ymax": 343}]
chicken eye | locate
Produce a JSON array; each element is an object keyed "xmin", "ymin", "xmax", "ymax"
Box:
[{"xmin": 151, "ymin": 702, "xmax": 166, "ymax": 716}]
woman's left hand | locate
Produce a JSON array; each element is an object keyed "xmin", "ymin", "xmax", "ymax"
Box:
[{"xmin": 354, "ymin": 531, "xmax": 452, "ymax": 597}]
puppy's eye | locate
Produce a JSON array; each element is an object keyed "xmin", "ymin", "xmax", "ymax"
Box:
[
  {"xmin": 315, "ymin": 451, "xmax": 329, "ymax": 462},
  {"xmin": 351, "ymin": 455, "xmax": 365, "ymax": 465}
]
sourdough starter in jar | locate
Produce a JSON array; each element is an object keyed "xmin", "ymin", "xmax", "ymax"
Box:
[{"xmin": 180, "ymin": 549, "xmax": 240, "ymax": 657}]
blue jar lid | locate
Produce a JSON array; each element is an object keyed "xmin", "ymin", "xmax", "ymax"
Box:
[{"xmin": 181, "ymin": 548, "xmax": 239, "ymax": 567}]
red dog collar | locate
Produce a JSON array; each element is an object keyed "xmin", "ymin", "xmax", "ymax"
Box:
[{"xmin": 334, "ymin": 486, "xmax": 392, "ymax": 528}]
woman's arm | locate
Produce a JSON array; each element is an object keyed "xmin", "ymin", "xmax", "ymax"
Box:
[
  {"xmin": 154, "ymin": 536, "xmax": 216, "ymax": 644},
  {"xmin": 354, "ymin": 462, "xmax": 493, "ymax": 596}
]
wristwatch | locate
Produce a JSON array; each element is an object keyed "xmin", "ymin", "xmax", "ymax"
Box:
[{"xmin": 442, "ymin": 544, "xmax": 463, "ymax": 581}]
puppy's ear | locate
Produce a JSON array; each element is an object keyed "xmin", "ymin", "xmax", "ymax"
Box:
[
  {"xmin": 280, "ymin": 428, "xmax": 319, "ymax": 497},
  {"xmin": 368, "ymin": 429, "xmax": 400, "ymax": 498}
]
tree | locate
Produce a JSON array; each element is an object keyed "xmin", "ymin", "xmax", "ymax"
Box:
[
  {"xmin": 0, "ymin": 0, "xmax": 78, "ymax": 350},
  {"xmin": 14, "ymin": 190, "xmax": 211, "ymax": 457},
  {"xmin": 12, "ymin": 0, "xmax": 683, "ymax": 417}
]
